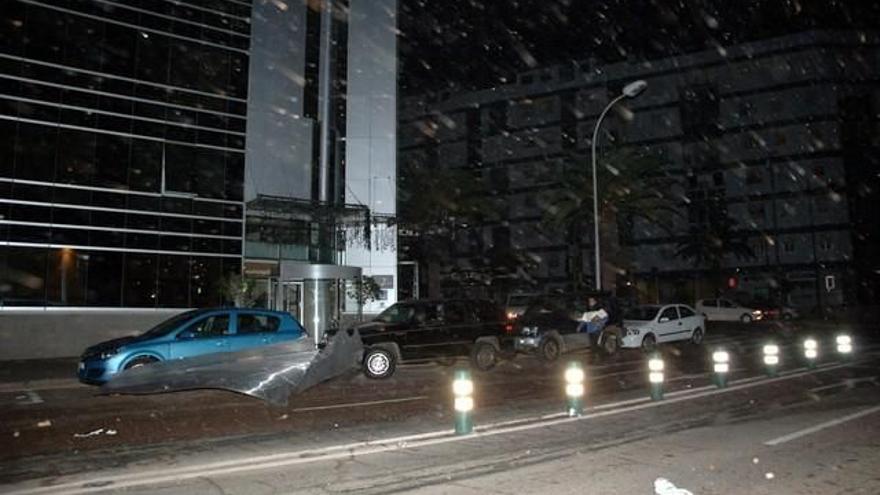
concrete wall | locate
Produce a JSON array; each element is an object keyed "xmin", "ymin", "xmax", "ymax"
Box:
[
  {"xmin": 244, "ymin": 0, "xmax": 314, "ymax": 201},
  {"xmin": 0, "ymin": 309, "xmax": 185, "ymax": 360},
  {"xmin": 344, "ymin": 0, "xmax": 398, "ymax": 314}
]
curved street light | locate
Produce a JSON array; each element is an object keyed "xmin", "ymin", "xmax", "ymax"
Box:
[{"xmin": 590, "ymin": 79, "xmax": 648, "ymax": 291}]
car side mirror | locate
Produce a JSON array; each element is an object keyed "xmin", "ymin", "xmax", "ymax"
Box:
[
  {"xmin": 659, "ymin": 317, "xmax": 670, "ymax": 323},
  {"xmin": 177, "ymin": 330, "xmax": 196, "ymax": 340}
]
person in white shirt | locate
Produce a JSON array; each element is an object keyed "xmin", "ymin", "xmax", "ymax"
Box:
[{"xmin": 579, "ymin": 296, "xmax": 609, "ymax": 334}]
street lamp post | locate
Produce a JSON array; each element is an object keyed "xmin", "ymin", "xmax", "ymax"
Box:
[{"xmin": 590, "ymin": 80, "xmax": 648, "ymax": 290}]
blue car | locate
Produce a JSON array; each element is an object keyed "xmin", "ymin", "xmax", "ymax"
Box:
[{"xmin": 78, "ymin": 308, "xmax": 307, "ymax": 384}]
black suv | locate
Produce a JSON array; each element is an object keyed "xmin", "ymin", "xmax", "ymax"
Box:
[
  {"xmin": 513, "ymin": 293, "xmax": 624, "ymax": 361},
  {"xmin": 356, "ymin": 299, "xmax": 510, "ymax": 379}
]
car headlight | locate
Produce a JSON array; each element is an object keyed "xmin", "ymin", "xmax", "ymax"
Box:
[{"xmin": 100, "ymin": 348, "xmax": 119, "ymax": 359}]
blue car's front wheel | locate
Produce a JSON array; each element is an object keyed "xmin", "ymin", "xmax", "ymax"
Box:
[{"xmin": 124, "ymin": 356, "xmax": 159, "ymax": 371}]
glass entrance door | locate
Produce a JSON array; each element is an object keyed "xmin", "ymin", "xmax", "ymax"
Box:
[{"xmin": 270, "ymin": 280, "xmax": 303, "ymax": 322}]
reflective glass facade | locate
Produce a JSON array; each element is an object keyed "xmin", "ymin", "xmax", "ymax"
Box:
[{"xmin": 0, "ymin": 0, "xmax": 250, "ymax": 307}]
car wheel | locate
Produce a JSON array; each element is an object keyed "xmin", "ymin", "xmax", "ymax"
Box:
[
  {"xmin": 471, "ymin": 342, "xmax": 498, "ymax": 371},
  {"xmin": 363, "ymin": 347, "xmax": 396, "ymax": 379},
  {"xmin": 539, "ymin": 337, "xmax": 561, "ymax": 362},
  {"xmin": 740, "ymin": 313, "xmax": 753, "ymax": 323},
  {"xmin": 641, "ymin": 334, "xmax": 657, "ymax": 353},
  {"xmin": 691, "ymin": 327, "xmax": 704, "ymax": 345},
  {"xmin": 123, "ymin": 356, "xmax": 158, "ymax": 371},
  {"xmin": 601, "ymin": 331, "xmax": 620, "ymax": 355}
]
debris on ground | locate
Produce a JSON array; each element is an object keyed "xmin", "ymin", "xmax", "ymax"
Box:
[
  {"xmin": 73, "ymin": 428, "xmax": 119, "ymax": 438},
  {"xmin": 74, "ymin": 428, "xmax": 105, "ymax": 438},
  {"xmin": 654, "ymin": 477, "xmax": 694, "ymax": 495},
  {"xmin": 36, "ymin": 420, "xmax": 52, "ymax": 428}
]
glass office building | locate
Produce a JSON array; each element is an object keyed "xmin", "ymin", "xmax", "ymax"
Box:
[{"xmin": 0, "ymin": 1, "xmax": 249, "ymax": 307}]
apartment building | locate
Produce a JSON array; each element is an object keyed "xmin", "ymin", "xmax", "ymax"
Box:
[{"xmin": 399, "ymin": 30, "xmax": 879, "ymax": 311}]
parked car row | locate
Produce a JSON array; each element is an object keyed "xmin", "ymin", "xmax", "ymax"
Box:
[
  {"xmin": 694, "ymin": 298, "xmax": 799, "ymax": 322},
  {"xmin": 81, "ymin": 294, "xmax": 783, "ymax": 385}
]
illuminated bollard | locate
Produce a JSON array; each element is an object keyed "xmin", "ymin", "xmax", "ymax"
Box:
[
  {"xmin": 648, "ymin": 356, "xmax": 664, "ymax": 401},
  {"xmin": 803, "ymin": 338, "xmax": 818, "ymax": 369},
  {"xmin": 836, "ymin": 334, "xmax": 853, "ymax": 357},
  {"xmin": 452, "ymin": 369, "xmax": 474, "ymax": 435},
  {"xmin": 564, "ymin": 362, "xmax": 585, "ymax": 417},
  {"xmin": 712, "ymin": 350, "xmax": 730, "ymax": 388},
  {"xmin": 763, "ymin": 344, "xmax": 780, "ymax": 377}
]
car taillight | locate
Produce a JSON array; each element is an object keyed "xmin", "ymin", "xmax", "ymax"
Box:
[{"xmin": 505, "ymin": 323, "xmax": 514, "ymax": 334}]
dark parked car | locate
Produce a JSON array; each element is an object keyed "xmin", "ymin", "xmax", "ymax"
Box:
[
  {"xmin": 355, "ymin": 299, "xmax": 510, "ymax": 379},
  {"xmin": 513, "ymin": 293, "xmax": 624, "ymax": 361}
]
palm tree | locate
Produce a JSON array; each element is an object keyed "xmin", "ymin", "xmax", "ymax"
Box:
[
  {"xmin": 398, "ymin": 161, "xmax": 504, "ymax": 298},
  {"xmin": 674, "ymin": 214, "xmax": 755, "ymax": 297},
  {"xmin": 542, "ymin": 148, "xmax": 682, "ymax": 292}
]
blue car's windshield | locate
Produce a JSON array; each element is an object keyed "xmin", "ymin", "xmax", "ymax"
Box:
[{"xmin": 141, "ymin": 310, "xmax": 201, "ymax": 338}]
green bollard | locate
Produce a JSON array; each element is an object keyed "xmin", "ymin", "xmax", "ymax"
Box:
[
  {"xmin": 564, "ymin": 362, "xmax": 585, "ymax": 417},
  {"xmin": 452, "ymin": 369, "xmax": 474, "ymax": 435},
  {"xmin": 836, "ymin": 335, "xmax": 853, "ymax": 359},
  {"xmin": 763, "ymin": 344, "xmax": 779, "ymax": 377},
  {"xmin": 648, "ymin": 355, "xmax": 664, "ymax": 400},
  {"xmin": 803, "ymin": 338, "xmax": 818, "ymax": 369},
  {"xmin": 712, "ymin": 350, "xmax": 729, "ymax": 388}
]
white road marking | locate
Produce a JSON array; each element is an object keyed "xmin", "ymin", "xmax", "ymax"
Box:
[
  {"xmin": 291, "ymin": 396, "xmax": 428, "ymax": 412},
  {"xmin": 764, "ymin": 404, "xmax": 880, "ymax": 446},
  {"xmin": 808, "ymin": 376, "xmax": 878, "ymax": 393},
  {"xmin": 0, "ymin": 379, "xmax": 82, "ymax": 393},
  {"xmin": 23, "ymin": 390, "xmax": 44, "ymax": 404},
  {"xmin": 3, "ymin": 361, "xmax": 853, "ymax": 495}
]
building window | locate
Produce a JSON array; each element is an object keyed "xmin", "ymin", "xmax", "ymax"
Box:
[
  {"xmin": 680, "ymin": 84, "xmax": 719, "ymax": 137},
  {"xmin": 748, "ymin": 203, "xmax": 766, "ymax": 220},
  {"xmin": 746, "ymin": 169, "xmax": 763, "ymax": 185},
  {"xmin": 819, "ymin": 236, "xmax": 832, "ymax": 252},
  {"xmin": 559, "ymin": 65, "xmax": 574, "ymax": 82},
  {"xmin": 783, "ymin": 239, "xmax": 796, "ymax": 253}
]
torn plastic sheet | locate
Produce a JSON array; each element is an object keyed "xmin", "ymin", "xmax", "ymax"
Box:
[{"xmin": 100, "ymin": 329, "xmax": 363, "ymax": 406}]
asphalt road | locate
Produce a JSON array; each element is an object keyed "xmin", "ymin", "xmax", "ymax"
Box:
[{"xmin": 1, "ymin": 321, "xmax": 878, "ymax": 494}]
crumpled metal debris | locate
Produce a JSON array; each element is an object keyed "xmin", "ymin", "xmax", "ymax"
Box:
[{"xmin": 101, "ymin": 328, "xmax": 363, "ymax": 406}]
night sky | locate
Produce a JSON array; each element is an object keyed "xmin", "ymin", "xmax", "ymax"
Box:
[{"xmin": 398, "ymin": 0, "xmax": 880, "ymax": 95}]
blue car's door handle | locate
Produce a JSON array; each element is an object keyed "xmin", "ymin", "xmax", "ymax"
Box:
[{"xmin": 216, "ymin": 341, "xmax": 226, "ymax": 346}]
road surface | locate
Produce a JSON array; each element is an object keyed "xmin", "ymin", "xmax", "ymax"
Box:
[{"xmin": 1, "ymin": 321, "xmax": 878, "ymax": 494}]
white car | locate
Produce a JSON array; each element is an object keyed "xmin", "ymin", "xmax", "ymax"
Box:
[
  {"xmin": 695, "ymin": 298, "xmax": 762, "ymax": 323},
  {"xmin": 621, "ymin": 304, "xmax": 706, "ymax": 352}
]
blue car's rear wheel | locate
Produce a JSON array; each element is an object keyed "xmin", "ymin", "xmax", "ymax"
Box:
[{"xmin": 124, "ymin": 356, "xmax": 158, "ymax": 371}]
